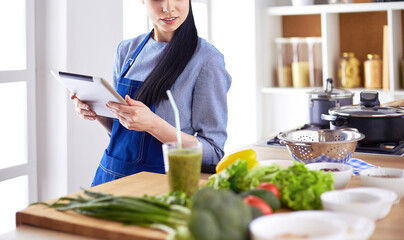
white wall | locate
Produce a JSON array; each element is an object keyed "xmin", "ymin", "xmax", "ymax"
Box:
[
  {"xmin": 210, "ymin": 0, "xmax": 257, "ymax": 152},
  {"xmin": 36, "ymin": 0, "xmax": 122, "ymax": 200},
  {"xmin": 64, "ymin": 0, "xmax": 122, "ymax": 193},
  {"xmin": 36, "ymin": 0, "xmax": 68, "ymax": 201}
]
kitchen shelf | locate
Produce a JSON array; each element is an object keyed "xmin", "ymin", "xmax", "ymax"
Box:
[
  {"xmin": 255, "ymin": 0, "xmax": 404, "ymax": 140},
  {"xmin": 261, "ymin": 87, "xmax": 390, "ymax": 94},
  {"xmin": 265, "ymin": 4, "xmax": 403, "ymax": 90},
  {"xmin": 267, "ymin": 2, "xmax": 404, "ymax": 16}
]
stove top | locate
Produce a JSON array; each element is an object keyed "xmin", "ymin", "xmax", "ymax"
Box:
[{"xmin": 264, "ymin": 124, "xmax": 404, "ymax": 157}]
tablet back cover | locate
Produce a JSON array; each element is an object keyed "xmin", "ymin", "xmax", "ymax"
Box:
[{"xmin": 52, "ymin": 71, "xmax": 126, "ymax": 118}]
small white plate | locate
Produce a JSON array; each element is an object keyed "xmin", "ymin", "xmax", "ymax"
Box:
[{"xmin": 258, "ymin": 159, "xmax": 294, "ymax": 167}]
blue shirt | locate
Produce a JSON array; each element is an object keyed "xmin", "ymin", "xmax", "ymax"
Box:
[{"xmin": 113, "ymin": 34, "xmax": 232, "ymax": 172}]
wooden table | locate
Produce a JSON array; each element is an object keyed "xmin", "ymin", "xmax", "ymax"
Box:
[{"xmin": 9, "ymin": 145, "xmax": 404, "ymax": 240}]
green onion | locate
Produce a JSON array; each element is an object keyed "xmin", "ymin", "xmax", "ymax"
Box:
[{"xmin": 34, "ymin": 190, "xmax": 191, "ymax": 231}]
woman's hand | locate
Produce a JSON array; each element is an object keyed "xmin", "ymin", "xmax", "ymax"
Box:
[
  {"xmin": 70, "ymin": 93, "xmax": 97, "ymax": 120},
  {"xmin": 107, "ymin": 95, "xmax": 157, "ymax": 131},
  {"xmin": 108, "ymin": 95, "xmax": 198, "ymax": 144}
]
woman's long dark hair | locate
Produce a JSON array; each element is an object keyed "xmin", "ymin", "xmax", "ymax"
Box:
[{"xmin": 134, "ymin": 2, "xmax": 198, "ymax": 107}]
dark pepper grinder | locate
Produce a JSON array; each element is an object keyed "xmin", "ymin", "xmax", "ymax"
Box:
[{"xmin": 360, "ymin": 91, "xmax": 380, "ymax": 108}]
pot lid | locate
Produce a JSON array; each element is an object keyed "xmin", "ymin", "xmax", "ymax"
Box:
[
  {"xmin": 307, "ymin": 78, "xmax": 354, "ymax": 100},
  {"xmin": 329, "ymin": 105, "xmax": 404, "ymax": 117}
]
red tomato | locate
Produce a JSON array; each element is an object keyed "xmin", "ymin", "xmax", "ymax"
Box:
[
  {"xmin": 257, "ymin": 183, "xmax": 280, "ymax": 199},
  {"xmin": 243, "ymin": 195, "xmax": 273, "ymax": 215}
]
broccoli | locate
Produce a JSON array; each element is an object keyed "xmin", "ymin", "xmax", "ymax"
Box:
[{"xmin": 188, "ymin": 187, "xmax": 252, "ymax": 240}]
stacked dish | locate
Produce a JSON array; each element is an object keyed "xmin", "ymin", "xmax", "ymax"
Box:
[
  {"xmin": 320, "ymin": 187, "xmax": 397, "ymax": 221},
  {"xmin": 250, "ymin": 211, "xmax": 375, "ymax": 240},
  {"xmin": 360, "ymin": 168, "xmax": 404, "ymax": 201}
]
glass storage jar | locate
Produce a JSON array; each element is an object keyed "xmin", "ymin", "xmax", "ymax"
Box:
[
  {"xmin": 338, "ymin": 52, "xmax": 361, "ymax": 88},
  {"xmin": 364, "ymin": 54, "xmax": 382, "ymax": 89},
  {"xmin": 291, "ymin": 37, "xmax": 310, "ymax": 88},
  {"xmin": 275, "ymin": 38, "xmax": 293, "ymax": 87},
  {"xmin": 306, "ymin": 37, "xmax": 322, "ymax": 87}
]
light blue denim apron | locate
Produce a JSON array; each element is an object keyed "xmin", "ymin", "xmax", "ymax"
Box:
[{"xmin": 92, "ymin": 31, "xmax": 165, "ymax": 186}]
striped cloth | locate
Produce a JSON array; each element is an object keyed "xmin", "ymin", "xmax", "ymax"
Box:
[{"xmin": 347, "ymin": 158, "xmax": 379, "ymax": 175}]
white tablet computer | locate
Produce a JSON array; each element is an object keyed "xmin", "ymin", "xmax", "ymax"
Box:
[{"xmin": 51, "ymin": 71, "xmax": 126, "ymax": 118}]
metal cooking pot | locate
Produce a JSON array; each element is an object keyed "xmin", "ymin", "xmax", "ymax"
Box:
[
  {"xmin": 322, "ymin": 91, "xmax": 404, "ymax": 143},
  {"xmin": 307, "ymin": 78, "xmax": 354, "ymax": 127}
]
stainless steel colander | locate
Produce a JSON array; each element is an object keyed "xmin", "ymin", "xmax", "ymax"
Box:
[{"xmin": 277, "ymin": 128, "xmax": 365, "ymax": 164}]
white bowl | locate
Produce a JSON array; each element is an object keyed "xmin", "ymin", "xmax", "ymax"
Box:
[
  {"xmin": 250, "ymin": 213, "xmax": 346, "ymax": 240},
  {"xmin": 306, "ymin": 162, "xmax": 352, "ymax": 189},
  {"xmin": 258, "ymin": 159, "xmax": 294, "ymax": 167},
  {"xmin": 321, "ymin": 190, "xmax": 384, "ymax": 221},
  {"xmin": 292, "ymin": 211, "xmax": 375, "ymax": 240},
  {"xmin": 345, "ymin": 187, "xmax": 398, "ymax": 219},
  {"xmin": 360, "ymin": 168, "xmax": 404, "ymax": 200}
]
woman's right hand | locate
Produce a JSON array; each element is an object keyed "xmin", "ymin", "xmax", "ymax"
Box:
[{"xmin": 70, "ymin": 93, "xmax": 97, "ymax": 120}]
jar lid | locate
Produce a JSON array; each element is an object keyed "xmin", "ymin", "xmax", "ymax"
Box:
[
  {"xmin": 307, "ymin": 78, "xmax": 354, "ymax": 100},
  {"xmin": 342, "ymin": 52, "xmax": 355, "ymax": 58},
  {"xmin": 367, "ymin": 54, "xmax": 380, "ymax": 59},
  {"xmin": 329, "ymin": 105, "xmax": 404, "ymax": 118}
]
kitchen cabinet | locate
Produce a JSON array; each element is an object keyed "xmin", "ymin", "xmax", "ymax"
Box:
[{"xmin": 255, "ymin": 1, "xmax": 404, "ymax": 139}]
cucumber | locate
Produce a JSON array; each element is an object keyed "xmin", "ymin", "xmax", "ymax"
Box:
[
  {"xmin": 249, "ymin": 205, "xmax": 263, "ymax": 219},
  {"xmin": 240, "ymin": 188, "xmax": 281, "ymax": 211}
]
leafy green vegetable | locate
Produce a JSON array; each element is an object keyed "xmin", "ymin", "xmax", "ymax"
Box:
[
  {"xmin": 271, "ymin": 162, "xmax": 334, "ymax": 210},
  {"xmin": 189, "ymin": 187, "xmax": 252, "ymax": 240},
  {"xmin": 205, "ymin": 159, "xmax": 282, "ymax": 193},
  {"xmin": 205, "ymin": 159, "xmax": 249, "ymax": 192},
  {"xmin": 240, "ymin": 164, "xmax": 283, "ymax": 191},
  {"xmin": 206, "ymin": 159, "xmax": 333, "ymax": 211}
]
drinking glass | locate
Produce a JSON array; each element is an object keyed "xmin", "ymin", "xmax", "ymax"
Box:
[{"xmin": 162, "ymin": 141, "xmax": 202, "ymax": 196}]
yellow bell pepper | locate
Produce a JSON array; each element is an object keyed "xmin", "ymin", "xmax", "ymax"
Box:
[{"xmin": 216, "ymin": 149, "xmax": 259, "ymax": 173}]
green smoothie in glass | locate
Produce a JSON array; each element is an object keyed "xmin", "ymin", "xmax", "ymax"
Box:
[{"xmin": 163, "ymin": 142, "xmax": 202, "ymax": 196}]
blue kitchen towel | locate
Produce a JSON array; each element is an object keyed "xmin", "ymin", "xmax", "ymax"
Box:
[{"xmin": 347, "ymin": 158, "xmax": 379, "ymax": 175}]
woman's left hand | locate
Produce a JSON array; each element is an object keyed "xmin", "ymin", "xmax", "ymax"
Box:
[{"xmin": 106, "ymin": 95, "xmax": 156, "ymax": 131}]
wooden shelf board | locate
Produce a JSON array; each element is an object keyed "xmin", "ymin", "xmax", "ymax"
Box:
[{"xmin": 267, "ymin": 2, "xmax": 404, "ymax": 16}]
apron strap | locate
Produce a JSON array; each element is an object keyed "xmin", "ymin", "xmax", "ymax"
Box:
[{"xmin": 118, "ymin": 30, "xmax": 153, "ymax": 80}]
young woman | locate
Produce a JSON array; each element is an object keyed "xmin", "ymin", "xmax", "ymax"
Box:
[{"xmin": 71, "ymin": 0, "xmax": 231, "ymax": 186}]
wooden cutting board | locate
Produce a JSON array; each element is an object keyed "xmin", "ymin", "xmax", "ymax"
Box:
[{"xmin": 16, "ymin": 172, "xmax": 207, "ymax": 240}]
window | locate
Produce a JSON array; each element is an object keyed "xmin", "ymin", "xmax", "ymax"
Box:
[
  {"xmin": 0, "ymin": 82, "xmax": 27, "ymax": 170},
  {"xmin": 0, "ymin": 0, "xmax": 26, "ymax": 71},
  {"xmin": 0, "ymin": 0, "xmax": 36, "ymax": 235}
]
